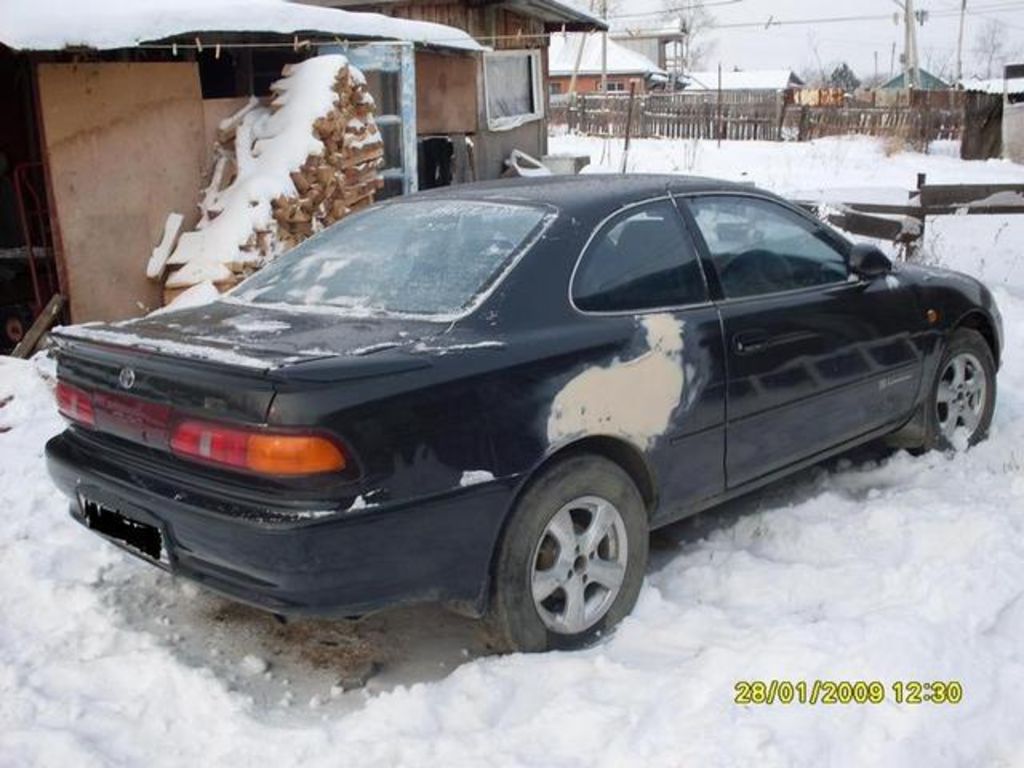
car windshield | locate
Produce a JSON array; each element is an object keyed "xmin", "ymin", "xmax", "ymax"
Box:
[{"xmin": 234, "ymin": 200, "xmax": 548, "ymax": 317}]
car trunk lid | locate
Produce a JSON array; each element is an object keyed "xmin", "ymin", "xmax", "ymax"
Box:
[{"xmin": 51, "ymin": 301, "xmax": 447, "ymax": 446}]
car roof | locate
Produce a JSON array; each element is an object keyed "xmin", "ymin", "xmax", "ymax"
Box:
[{"xmin": 402, "ymin": 174, "xmax": 780, "ymax": 216}]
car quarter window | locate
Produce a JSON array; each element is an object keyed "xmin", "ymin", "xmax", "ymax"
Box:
[
  {"xmin": 572, "ymin": 199, "xmax": 707, "ymax": 313},
  {"xmin": 686, "ymin": 195, "xmax": 849, "ymax": 300}
]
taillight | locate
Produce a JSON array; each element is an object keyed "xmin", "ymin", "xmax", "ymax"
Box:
[
  {"xmin": 56, "ymin": 381, "xmax": 95, "ymax": 427},
  {"xmin": 170, "ymin": 419, "xmax": 347, "ymax": 476}
]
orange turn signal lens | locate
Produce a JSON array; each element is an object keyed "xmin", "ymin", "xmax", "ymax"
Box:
[
  {"xmin": 246, "ymin": 434, "xmax": 347, "ymax": 476},
  {"xmin": 170, "ymin": 419, "xmax": 347, "ymax": 476}
]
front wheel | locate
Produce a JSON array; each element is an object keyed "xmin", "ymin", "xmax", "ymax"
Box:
[
  {"xmin": 923, "ymin": 328, "xmax": 997, "ymax": 451},
  {"xmin": 487, "ymin": 455, "xmax": 649, "ymax": 653}
]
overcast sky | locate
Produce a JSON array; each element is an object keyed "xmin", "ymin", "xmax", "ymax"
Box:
[{"xmin": 599, "ymin": 0, "xmax": 1024, "ymax": 81}]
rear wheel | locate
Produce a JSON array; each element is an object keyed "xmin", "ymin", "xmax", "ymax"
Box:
[
  {"xmin": 488, "ymin": 455, "xmax": 648, "ymax": 653},
  {"xmin": 923, "ymin": 328, "xmax": 996, "ymax": 451}
]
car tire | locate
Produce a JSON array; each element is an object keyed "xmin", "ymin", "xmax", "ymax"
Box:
[
  {"xmin": 921, "ymin": 328, "xmax": 997, "ymax": 451},
  {"xmin": 487, "ymin": 454, "xmax": 648, "ymax": 653}
]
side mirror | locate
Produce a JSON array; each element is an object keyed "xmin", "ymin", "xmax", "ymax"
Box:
[{"xmin": 849, "ymin": 243, "xmax": 893, "ymax": 279}]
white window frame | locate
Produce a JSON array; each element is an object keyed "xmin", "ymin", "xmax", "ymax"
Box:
[{"xmin": 483, "ymin": 49, "xmax": 545, "ymax": 132}]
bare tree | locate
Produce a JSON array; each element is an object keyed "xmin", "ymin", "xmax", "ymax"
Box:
[
  {"xmin": 660, "ymin": 0, "xmax": 717, "ymax": 72},
  {"xmin": 922, "ymin": 46, "xmax": 954, "ymax": 84},
  {"xmin": 588, "ymin": 0, "xmax": 623, "ymax": 16},
  {"xmin": 803, "ymin": 32, "xmax": 830, "ymax": 87},
  {"xmin": 970, "ymin": 19, "xmax": 1022, "ymax": 79}
]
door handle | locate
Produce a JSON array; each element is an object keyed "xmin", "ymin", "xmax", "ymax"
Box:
[{"xmin": 733, "ymin": 331, "xmax": 770, "ymax": 354}]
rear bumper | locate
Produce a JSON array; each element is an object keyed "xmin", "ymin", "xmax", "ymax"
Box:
[{"xmin": 46, "ymin": 432, "xmax": 514, "ymax": 617}]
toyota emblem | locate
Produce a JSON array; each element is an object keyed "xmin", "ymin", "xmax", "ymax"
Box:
[{"xmin": 118, "ymin": 367, "xmax": 136, "ymax": 390}]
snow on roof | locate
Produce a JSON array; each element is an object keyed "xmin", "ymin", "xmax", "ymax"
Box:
[
  {"xmin": 962, "ymin": 76, "xmax": 1024, "ymax": 95},
  {"xmin": 682, "ymin": 69, "xmax": 803, "ymax": 91},
  {"xmin": 548, "ymin": 32, "xmax": 666, "ymax": 77},
  {"xmin": 0, "ymin": 0, "xmax": 482, "ymax": 53}
]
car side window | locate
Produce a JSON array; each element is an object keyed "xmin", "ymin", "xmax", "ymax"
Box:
[
  {"xmin": 572, "ymin": 200, "xmax": 707, "ymax": 312},
  {"xmin": 687, "ymin": 196, "xmax": 849, "ymax": 300}
]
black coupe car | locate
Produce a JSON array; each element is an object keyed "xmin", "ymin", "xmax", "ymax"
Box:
[{"xmin": 46, "ymin": 175, "xmax": 1002, "ymax": 652}]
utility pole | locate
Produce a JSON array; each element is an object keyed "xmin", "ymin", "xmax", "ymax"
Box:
[
  {"xmin": 909, "ymin": 0, "xmax": 917, "ymax": 87},
  {"xmin": 600, "ymin": 0, "xmax": 608, "ymax": 93},
  {"xmin": 955, "ymin": 0, "xmax": 967, "ymax": 85},
  {"xmin": 895, "ymin": 0, "xmax": 921, "ymax": 88},
  {"xmin": 568, "ymin": 32, "xmax": 587, "ymax": 95},
  {"xmin": 910, "ymin": 0, "xmax": 922, "ymax": 88}
]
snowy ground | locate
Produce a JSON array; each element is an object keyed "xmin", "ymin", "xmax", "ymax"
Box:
[
  {"xmin": 550, "ymin": 134, "xmax": 1024, "ymax": 291},
  {"xmin": 3, "ymin": 138, "xmax": 1024, "ymax": 767},
  {"xmin": 548, "ymin": 134, "xmax": 1024, "ymax": 196}
]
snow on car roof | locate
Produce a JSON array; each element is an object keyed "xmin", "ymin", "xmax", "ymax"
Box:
[{"xmin": 0, "ymin": 0, "xmax": 483, "ymax": 52}]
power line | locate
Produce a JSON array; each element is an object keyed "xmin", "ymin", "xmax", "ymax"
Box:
[
  {"xmin": 606, "ymin": 1, "xmax": 1024, "ymax": 30},
  {"xmin": 607, "ymin": 0, "xmax": 745, "ymax": 21}
]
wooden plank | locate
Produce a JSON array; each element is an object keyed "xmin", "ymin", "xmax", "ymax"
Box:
[
  {"xmin": 12, "ymin": 294, "xmax": 64, "ymax": 359},
  {"xmin": 918, "ymin": 183, "xmax": 1024, "ymax": 209}
]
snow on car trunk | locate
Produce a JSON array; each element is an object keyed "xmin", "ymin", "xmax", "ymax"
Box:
[{"xmin": 55, "ymin": 299, "xmax": 445, "ymax": 372}]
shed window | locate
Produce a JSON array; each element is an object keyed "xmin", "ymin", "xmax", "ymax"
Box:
[{"xmin": 484, "ymin": 50, "xmax": 544, "ymax": 130}]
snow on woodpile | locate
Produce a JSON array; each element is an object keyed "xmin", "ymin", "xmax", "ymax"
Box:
[
  {"xmin": 0, "ymin": 0, "xmax": 482, "ymax": 52},
  {"xmin": 154, "ymin": 54, "xmax": 383, "ymax": 305}
]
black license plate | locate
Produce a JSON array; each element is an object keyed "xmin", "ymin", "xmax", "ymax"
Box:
[{"xmin": 80, "ymin": 497, "xmax": 167, "ymax": 565}]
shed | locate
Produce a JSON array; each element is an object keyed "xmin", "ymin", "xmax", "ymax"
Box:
[{"xmin": 0, "ymin": 0, "xmax": 599, "ymax": 334}]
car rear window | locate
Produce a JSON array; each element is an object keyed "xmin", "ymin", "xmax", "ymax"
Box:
[{"xmin": 234, "ymin": 200, "xmax": 548, "ymax": 317}]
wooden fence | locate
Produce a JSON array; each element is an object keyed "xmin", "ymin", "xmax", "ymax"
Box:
[
  {"xmin": 785, "ymin": 105, "xmax": 962, "ymax": 145},
  {"xmin": 552, "ymin": 93, "xmax": 963, "ymax": 147},
  {"xmin": 795, "ymin": 181, "xmax": 1024, "ymax": 259}
]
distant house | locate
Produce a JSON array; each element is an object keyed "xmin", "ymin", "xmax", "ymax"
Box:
[
  {"xmin": 548, "ymin": 33, "xmax": 668, "ymax": 95},
  {"xmin": 676, "ymin": 69, "xmax": 804, "ymax": 105},
  {"xmin": 881, "ymin": 69, "xmax": 949, "ymax": 91},
  {"xmin": 610, "ymin": 19, "xmax": 687, "ymax": 72},
  {"xmin": 680, "ymin": 69, "xmax": 804, "ymax": 94}
]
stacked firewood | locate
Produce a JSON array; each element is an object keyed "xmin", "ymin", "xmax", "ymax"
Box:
[
  {"xmin": 150, "ymin": 58, "xmax": 384, "ymax": 307},
  {"xmin": 271, "ymin": 66, "xmax": 384, "ymax": 247}
]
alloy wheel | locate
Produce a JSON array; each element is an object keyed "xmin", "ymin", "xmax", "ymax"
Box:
[
  {"xmin": 936, "ymin": 351, "xmax": 988, "ymax": 443},
  {"xmin": 530, "ymin": 495, "xmax": 628, "ymax": 635}
]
